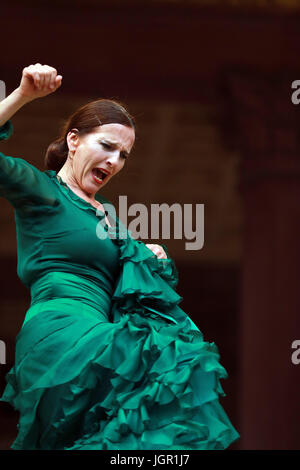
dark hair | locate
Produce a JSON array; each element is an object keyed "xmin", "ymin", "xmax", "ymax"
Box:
[{"xmin": 44, "ymin": 98, "xmax": 136, "ymax": 172}]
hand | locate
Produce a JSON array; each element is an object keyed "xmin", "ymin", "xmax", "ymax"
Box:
[
  {"xmin": 145, "ymin": 244, "xmax": 168, "ymax": 259},
  {"xmin": 16, "ymin": 63, "xmax": 62, "ymax": 102}
]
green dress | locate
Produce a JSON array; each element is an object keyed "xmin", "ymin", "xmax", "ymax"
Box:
[{"xmin": 0, "ymin": 120, "xmax": 239, "ymax": 450}]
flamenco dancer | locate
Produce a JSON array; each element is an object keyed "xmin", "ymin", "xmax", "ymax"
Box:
[{"xmin": 0, "ymin": 64, "xmax": 239, "ymax": 450}]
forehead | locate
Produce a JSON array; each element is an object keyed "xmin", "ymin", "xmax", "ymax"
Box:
[{"xmin": 90, "ymin": 123, "xmax": 135, "ymax": 150}]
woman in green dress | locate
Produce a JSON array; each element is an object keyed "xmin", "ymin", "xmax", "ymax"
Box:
[{"xmin": 0, "ymin": 63, "xmax": 239, "ymax": 450}]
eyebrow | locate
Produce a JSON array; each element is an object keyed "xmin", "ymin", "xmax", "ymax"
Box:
[{"xmin": 101, "ymin": 138, "xmax": 131, "ymax": 156}]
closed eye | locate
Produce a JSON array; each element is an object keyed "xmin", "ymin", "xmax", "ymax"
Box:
[
  {"xmin": 101, "ymin": 142, "xmax": 111, "ymax": 150},
  {"xmin": 100, "ymin": 141, "xmax": 129, "ymax": 160}
]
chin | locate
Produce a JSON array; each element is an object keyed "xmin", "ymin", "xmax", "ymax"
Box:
[{"xmin": 88, "ymin": 180, "xmax": 106, "ymax": 194}]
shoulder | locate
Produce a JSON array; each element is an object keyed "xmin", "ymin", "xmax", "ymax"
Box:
[{"xmin": 0, "ymin": 120, "xmax": 13, "ymax": 141}]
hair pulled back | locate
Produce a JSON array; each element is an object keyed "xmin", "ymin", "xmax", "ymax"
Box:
[{"xmin": 44, "ymin": 99, "xmax": 136, "ymax": 172}]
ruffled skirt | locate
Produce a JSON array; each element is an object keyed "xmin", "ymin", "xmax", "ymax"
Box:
[{"xmin": 1, "ymin": 232, "xmax": 240, "ymax": 450}]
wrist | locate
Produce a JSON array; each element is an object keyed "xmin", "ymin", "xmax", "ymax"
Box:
[{"xmin": 12, "ymin": 87, "xmax": 34, "ymax": 106}]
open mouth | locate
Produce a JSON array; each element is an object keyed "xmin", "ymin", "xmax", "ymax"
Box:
[{"xmin": 92, "ymin": 168, "xmax": 108, "ymax": 184}]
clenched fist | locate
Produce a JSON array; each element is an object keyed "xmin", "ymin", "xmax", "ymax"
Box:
[{"xmin": 16, "ymin": 63, "xmax": 62, "ymax": 102}]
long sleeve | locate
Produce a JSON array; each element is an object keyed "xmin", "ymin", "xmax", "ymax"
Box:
[{"xmin": 0, "ymin": 120, "xmax": 58, "ymax": 211}]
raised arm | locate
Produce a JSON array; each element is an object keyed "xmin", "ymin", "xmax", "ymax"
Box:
[
  {"xmin": 0, "ymin": 64, "xmax": 63, "ymax": 210},
  {"xmin": 0, "ymin": 63, "xmax": 62, "ymax": 126}
]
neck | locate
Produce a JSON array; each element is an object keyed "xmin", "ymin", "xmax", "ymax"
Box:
[{"xmin": 57, "ymin": 162, "xmax": 96, "ymax": 201}]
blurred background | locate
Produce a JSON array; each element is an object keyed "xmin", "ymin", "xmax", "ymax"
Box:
[{"xmin": 1, "ymin": 0, "xmax": 300, "ymax": 450}]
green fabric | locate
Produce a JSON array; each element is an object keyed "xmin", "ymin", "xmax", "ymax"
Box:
[{"xmin": 0, "ymin": 120, "xmax": 240, "ymax": 450}]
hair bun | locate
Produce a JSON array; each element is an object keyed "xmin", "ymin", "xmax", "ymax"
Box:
[{"xmin": 45, "ymin": 138, "xmax": 68, "ymax": 173}]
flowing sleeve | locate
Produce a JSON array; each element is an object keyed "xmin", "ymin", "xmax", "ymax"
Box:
[{"xmin": 0, "ymin": 120, "xmax": 58, "ymax": 211}]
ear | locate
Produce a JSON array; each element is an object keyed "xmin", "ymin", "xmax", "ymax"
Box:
[{"xmin": 66, "ymin": 128, "xmax": 80, "ymax": 152}]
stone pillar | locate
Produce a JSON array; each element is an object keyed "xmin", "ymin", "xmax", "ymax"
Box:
[{"xmin": 228, "ymin": 72, "xmax": 300, "ymax": 449}]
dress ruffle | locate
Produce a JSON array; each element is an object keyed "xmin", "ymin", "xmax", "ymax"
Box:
[
  {"xmin": 1, "ymin": 179, "xmax": 239, "ymax": 450},
  {"xmin": 75, "ymin": 227, "xmax": 239, "ymax": 450}
]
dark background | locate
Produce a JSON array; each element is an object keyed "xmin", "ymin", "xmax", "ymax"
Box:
[{"xmin": 1, "ymin": 0, "xmax": 300, "ymax": 450}]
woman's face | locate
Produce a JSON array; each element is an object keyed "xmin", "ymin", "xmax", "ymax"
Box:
[{"xmin": 66, "ymin": 123, "xmax": 135, "ymax": 196}]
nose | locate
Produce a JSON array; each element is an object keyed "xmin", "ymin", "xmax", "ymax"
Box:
[{"xmin": 105, "ymin": 150, "xmax": 122, "ymax": 170}]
